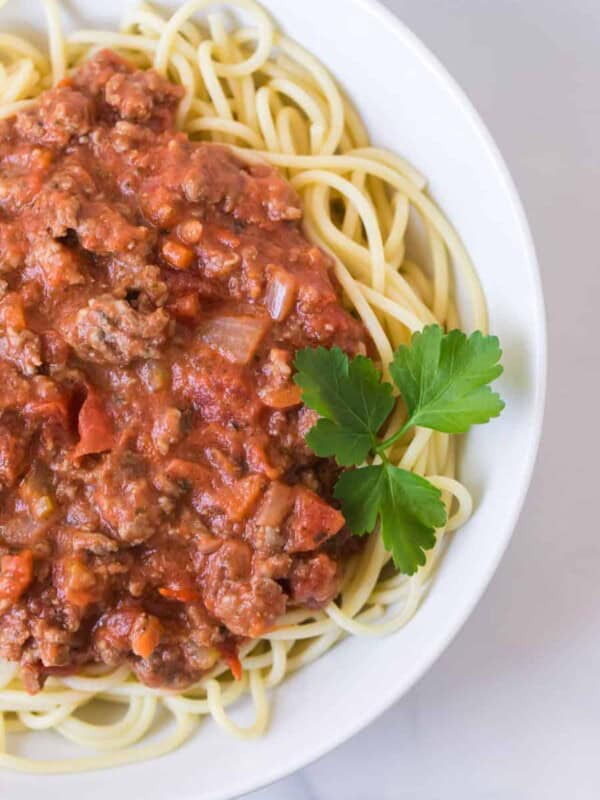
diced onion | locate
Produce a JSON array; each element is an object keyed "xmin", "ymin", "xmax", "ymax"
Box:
[
  {"xmin": 265, "ymin": 267, "xmax": 297, "ymax": 322},
  {"xmin": 255, "ymin": 481, "xmax": 294, "ymax": 527},
  {"xmin": 201, "ymin": 314, "xmax": 271, "ymax": 364}
]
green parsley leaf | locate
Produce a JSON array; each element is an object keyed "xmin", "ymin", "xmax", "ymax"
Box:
[
  {"xmin": 390, "ymin": 325, "xmax": 505, "ymax": 433},
  {"xmin": 293, "ymin": 346, "xmax": 394, "ymax": 467},
  {"xmin": 294, "ymin": 325, "xmax": 505, "ymax": 575},
  {"xmin": 334, "ymin": 464, "xmax": 447, "ymax": 575}
]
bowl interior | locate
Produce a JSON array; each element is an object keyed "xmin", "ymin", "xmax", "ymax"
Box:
[{"xmin": 0, "ymin": 1, "xmax": 545, "ymax": 798}]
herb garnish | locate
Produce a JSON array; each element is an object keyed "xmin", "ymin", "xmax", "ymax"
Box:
[{"xmin": 294, "ymin": 325, "xmax": 505, "ymax": 575}]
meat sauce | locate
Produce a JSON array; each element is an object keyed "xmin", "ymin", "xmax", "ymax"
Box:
[{"xmin": 0, "ymin": 51, "xmax": 367, "ymax": 692}]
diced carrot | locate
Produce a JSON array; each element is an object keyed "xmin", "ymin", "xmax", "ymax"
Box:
[
  {"xmin": 166, "ymin": 459, "xmax": 264, "ymax": 522},
  {"xmin": 168, "ymin": 292, "xmax": 200, "ymax": 319},
  {"xmin": 162, "ymin": 239, "xmax": 195, "ymax": 270},
  {"xmin": 259, "ymin": 384, "xmax": 302, "ymax": 409},
  {"xmin": 159, "ymin": 586, "xmax": 201, "ymax": 603},
  {"xmin": 0, "ymin": 550, "xmax": 33, "ymax": 601},
  {"xmin": 217, "ymin": 643, "xmax": 243, "ymax": 681},
  {"xmin": 73, "ymin": 389, "xmax": 115, "ymax": 458},
  {"xmin": 132, "ymin": 615, "xmax": 162, "ymax": 659},
  {"xmin": 225, "ymin": 652, "xmax": 243, "ymax": 681}
]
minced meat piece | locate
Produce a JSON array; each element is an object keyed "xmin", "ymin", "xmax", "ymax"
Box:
[{"xmin": 69, "ymin": 295, "xmax": 172, "ymax": 365}]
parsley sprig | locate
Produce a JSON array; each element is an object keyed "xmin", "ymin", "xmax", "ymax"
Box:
[{"xmin": 294, "ymin": 324, "xmax": 505, "ymax": 575}]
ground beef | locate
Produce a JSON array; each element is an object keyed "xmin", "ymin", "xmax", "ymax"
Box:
[
  {"xmin": 69, "ymin": 295, "xmax": 172, "ymax": 365},
  {"xmin": 15, "ymin": 86, "xmax": 94, "ymax": 148}
]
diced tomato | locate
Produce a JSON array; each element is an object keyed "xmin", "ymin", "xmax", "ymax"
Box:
[
  {"xmin": 166, "ymin": 459, "xmax": 265, "ymax": 522},
  {"xmin": 284, "ymin": 487, "xmax": 345, "ymax": 553},
  {"xmin": 73, "ymin": 388, "xmax": 115, "ymax": 458},
  {"xmin": 158, "ymin": 586, "xmax": 201, "ymax": 603},
  {"xmin": 0, "ymin": 550, "xmax": 33, "ymax": 601}
]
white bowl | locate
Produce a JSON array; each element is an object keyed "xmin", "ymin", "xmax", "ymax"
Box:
[{"xmin": 0, "ymin": 0, "xmax": 546, "ymax": 797}]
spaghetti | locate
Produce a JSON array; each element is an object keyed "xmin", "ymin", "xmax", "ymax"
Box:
[{"xmin": 0, "ymin": 0, "xmax": 487, "ymax": 773}]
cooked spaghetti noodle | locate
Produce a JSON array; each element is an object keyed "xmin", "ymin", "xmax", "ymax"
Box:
[{"xmin": 0, "ymin": 0, "xmax": 487, "ymax": 773}]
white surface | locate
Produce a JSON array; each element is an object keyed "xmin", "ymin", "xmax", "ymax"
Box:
[
  {"xmin": 246, "ymin": 1, "xmax": 600, "ymax": 798},
  {"xmin": 0, "ymin": 1, "xmax": 546, "ymax": 798}
]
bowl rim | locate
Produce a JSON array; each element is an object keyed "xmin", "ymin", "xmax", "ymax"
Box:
[{"xmin": 230, "ymin": 0, "xmax": 547, "ymax": 792}]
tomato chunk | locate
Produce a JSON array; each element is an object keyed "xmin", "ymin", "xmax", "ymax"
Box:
[
  {"xmin": 0, "ymin": 550, "xmax": 33, "ymax": 602},
  {"xmin": 73, "ymin": 388, "xmax": 115, "ymax": 458},
  {"xmin": 284, "ymin": 488, "xmax": 345, "ymax": 552}
]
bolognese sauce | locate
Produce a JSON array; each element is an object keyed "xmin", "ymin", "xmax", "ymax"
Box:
[{"xmin": 0, "ymin": 51, "xmax": 366, "ymax": 692}]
